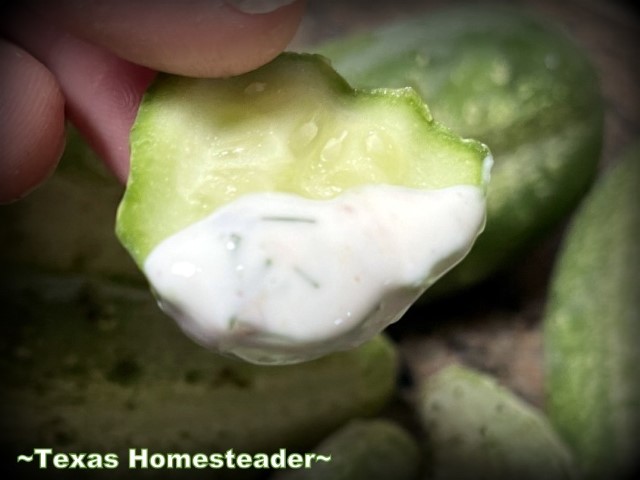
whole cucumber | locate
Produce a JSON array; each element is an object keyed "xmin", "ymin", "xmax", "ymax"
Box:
[
  {"xmin": 543, "ymin": 145, "xmax": 640, "ymax": 479},
  {"xmin": 273, "ymin": 419, "xmax": 421, "ymax": 480},
  {"xmin": 0, "ymin": 129, "xmax": 143, "ymax": 283},
  {"xmin": 316, "ymin": 6, "xmax": 603, "ymax": 293},
  {"xmin": 0, "ymin": 273, "xmax": 397, "ymax": 469},
  {"xmin": 417, "ymin": 364, "xmax": 575, "ymax": 480}
]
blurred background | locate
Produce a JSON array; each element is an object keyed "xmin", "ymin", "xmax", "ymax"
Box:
[{"xmin": 1, "ymin": 0, "xmax": 638, "ymax": 478}]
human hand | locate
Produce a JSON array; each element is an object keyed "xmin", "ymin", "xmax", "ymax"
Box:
[{"xmin": 0, "ymin": 0, "xmax": 305, "ymax": 203}]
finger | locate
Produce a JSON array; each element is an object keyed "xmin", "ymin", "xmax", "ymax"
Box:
[
  {"xmin": 2, "ymin": 6, "xmax": 156, "ymax": 183},
  {"xmin": 0, "ymin": 39, "xmax": 65, "ymax": 203},
  {"xmin": 25, "ymin": 0, "xmax": 306, "ymax": 78}
]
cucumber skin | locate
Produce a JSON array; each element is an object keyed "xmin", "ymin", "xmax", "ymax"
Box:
[
  {"xmin": 273, "ymin": 419, "xmax": 421, "ymax": 480},
  {"xmin": 0, "ymin": 273, "xmax": 397, "ymax": 464},
  {"xmin": 543, "ymin": 146, "xmax": 640, "ymax": 479},
  {"xmin": 317, "ymin": 6, "xmax": 603, "ymax": 293},
  {"xmin": 418, "ymin": 364, "xmax": 576, "ymax": 480}
]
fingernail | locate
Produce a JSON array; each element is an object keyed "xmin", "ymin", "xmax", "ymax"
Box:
[{"xmin": 224, "ymin": 0, "xmax": 297, "ymax": 14}]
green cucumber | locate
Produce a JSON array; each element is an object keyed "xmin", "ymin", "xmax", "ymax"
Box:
[
  {"xmin": 0, "ymin": 128, "xmax": 142, "ymax": 282},
  {"xmin": 543, "ymin": 146, "xmax": 640, "ymax": 479},
  {"xmin": 418, "ymin": 364, "xmax": 575, "ymax": 480},
  {"xmin": 273, "ymin": 419, "xmax": 421, "ymax": 480},
  {"xmin": 0, "ymin": 272, "xmax": 397, "ymax": 458},
  {"xmin": 316, "ymin": 6, "xmax": 603, "ymax": 293},
  {"xmin": 117, "ymin": 52, "xmax": 489, "ymax": 265}
]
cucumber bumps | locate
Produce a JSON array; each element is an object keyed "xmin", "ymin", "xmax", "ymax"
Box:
[
  {"xmin": 544, "ymin": 147, "xmax": 640, "ymax": 479},
  {"xmin": 116, "ymin": 53, "xmax": 491, "ymax": 364},
  {"xmin": 317, "ymin": 6, "xmax": 603, "ymax": 293},
  {"xmin": 418, "ymin": 365, "xmax": 575, "ymax": 480}
]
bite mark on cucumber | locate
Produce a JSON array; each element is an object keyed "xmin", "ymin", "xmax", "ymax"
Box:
[{"xmin": 116, "ymin": 53, "xmax": 491, "ymax": 364}]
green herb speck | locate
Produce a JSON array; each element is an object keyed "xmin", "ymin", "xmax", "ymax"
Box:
[
  {"xmin": 260, "ymin": 216, "xmax": 316, "ymax": 223},
  {"xmin": 294, "ymin": 266, "xmax": 320, "ymax": 289}
]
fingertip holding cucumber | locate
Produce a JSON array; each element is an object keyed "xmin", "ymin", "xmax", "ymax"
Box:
[{"xmin": 116, "ymin": 53, "xmax": 491, "ymax": 364}]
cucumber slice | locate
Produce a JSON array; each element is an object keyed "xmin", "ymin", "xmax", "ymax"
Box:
[{"xmin": 116, "ymin": 53, "xmax": 490, "ymax": 363}]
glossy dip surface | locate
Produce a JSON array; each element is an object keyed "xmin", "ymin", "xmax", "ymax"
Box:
[{"xmin": 144, "ymin": 184, "xmax": 486, "ymax": 363}]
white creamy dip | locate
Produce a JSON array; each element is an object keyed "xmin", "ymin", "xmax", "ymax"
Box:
[{"xmin": 144, "ymin": 184, "xmax": 486, "ymax": 364}]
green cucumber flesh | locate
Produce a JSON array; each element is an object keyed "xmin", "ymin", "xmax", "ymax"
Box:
[{"xmin": 117, "ymin": 52, "xmax": 490, "ymax": 265}]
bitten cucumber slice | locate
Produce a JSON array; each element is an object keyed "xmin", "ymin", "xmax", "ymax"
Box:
[
  {"xmin": 543, "ymin": 146, "xmax": 640, "ymax": 479},
  {"xmin": 118, "ymin": 53, "xmax": 489, "ymax": 262},
  {"xmin": 317, "ymin": 6, "xmax": 603, "ymax": 294},
  {"xmin": 116, "ymin": 53, "xmax": 490, "ymax": 364}
]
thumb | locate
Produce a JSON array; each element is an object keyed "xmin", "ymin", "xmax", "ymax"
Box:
[
  {"xmin": 1, "ymin": 0, "xmax": 305, "ymax": 188},
  {"xmin": 25, "ymin": 0, "xmax": 306, "ymax": 77}
]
